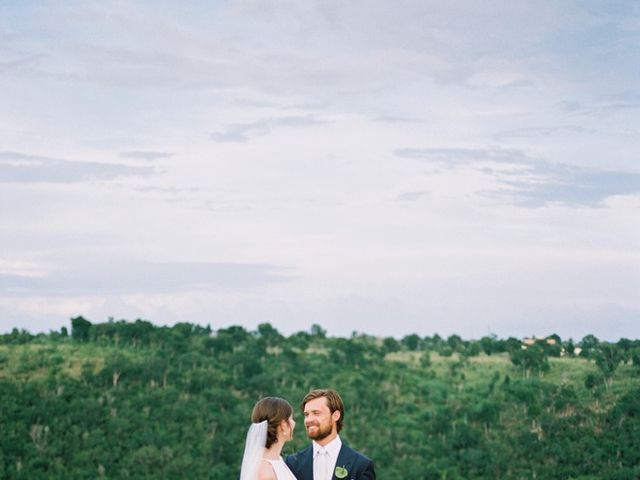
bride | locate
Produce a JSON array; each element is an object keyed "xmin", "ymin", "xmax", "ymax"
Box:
[{"xmin": 240, "ymin": 397, "xmax": 298, "ymax": 480}]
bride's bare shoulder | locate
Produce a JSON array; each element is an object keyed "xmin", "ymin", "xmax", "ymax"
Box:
[{"xmin": 257, "ymin": 460, "xmax": 277, "ymax": 480}]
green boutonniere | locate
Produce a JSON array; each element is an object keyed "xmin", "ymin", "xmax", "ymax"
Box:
[{"xmin": 335, "ymin": 465, "xmax": 348, "ymax": 479}]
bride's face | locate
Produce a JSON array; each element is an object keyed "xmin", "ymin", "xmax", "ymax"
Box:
[
  {"xmin": 288, "ymin": 415, "xmax": 296, "ymax": 438},
  {"xmin": 282, "ymin": 415, "xmax": 296, "ymax": 441}
]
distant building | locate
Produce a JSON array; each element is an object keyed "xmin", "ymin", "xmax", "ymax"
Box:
[{"xmin": 521, "ymin": 336, "xmax": 559, "ymax": 351}]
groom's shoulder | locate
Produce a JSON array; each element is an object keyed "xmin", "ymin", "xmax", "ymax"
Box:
[
  {"xmin": 342, "ymin": 443, "xmax": 374, "ymax": 465},
  {"xmin": 285, "ymin": 444, "xmax": 313, "ymax": 464}
]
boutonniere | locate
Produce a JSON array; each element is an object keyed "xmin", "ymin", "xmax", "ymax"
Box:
[{"xmin": 334, "ymin": 465, "xmax": 348, "ymax": 479}]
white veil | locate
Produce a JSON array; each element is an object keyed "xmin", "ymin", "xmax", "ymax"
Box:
[{"xmin": 239, "ymin": 420, "xmax": 268, "ymax": 480}]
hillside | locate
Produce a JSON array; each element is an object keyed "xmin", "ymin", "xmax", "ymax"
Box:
[{"xmin": 1, "ymin": 319, "xmax": 639, "ymax": 479}]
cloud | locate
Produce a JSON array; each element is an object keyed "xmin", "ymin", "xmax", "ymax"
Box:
[
  {"xmin": 498, "ymin": 165, "xmax": 640, "ymax": 207},
  {"xmin": 0, "ymin": 258, "xmax": 292, "ymax": 296},
  {"xmin": 493, "ymin": 125, "xmax": 588, "ymax": 140},
  {"xmin": 0, "ymin": 151, "xmax": 156, "ymax": 184},
  {"xmin": 119, "ymin": 151, "xmax": 173, "ymax": 161},
  {"xmin": 372, "ymin": 115, "xmax": 424, "ymax": 124},
  {"xmin": 210, "ymin": 115, "xmax": 325, "ymax": 143},
  {"xmin": 0, "ymin": 53, "xmax": 46, "ymax": 73},
  {"xmin": 395, "ymin": 147, "xmax": 640, "ymax": 207},
  {"xmin": 558, "ymin": 95, "xmax": 640, "ymax": 116},
  {"xmin": 49, "ymin": 44, "xmax": 235, "ymax": 90},
  {"xmin": 396, "ymin": 191, "xmax": 427, "ymax": 202},
  {"xmin": 394, "ymin": 147, "xmax": 528, "ymax": 166}
]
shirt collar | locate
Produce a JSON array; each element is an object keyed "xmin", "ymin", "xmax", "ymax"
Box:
[{"xmin": 313, "ymin": 435, "xmax": 342, "ymax": 458}]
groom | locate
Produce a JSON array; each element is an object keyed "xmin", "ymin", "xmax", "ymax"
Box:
[{"xmin": 286, "ymin": 389, "xmax": 376, "ymax": 480}]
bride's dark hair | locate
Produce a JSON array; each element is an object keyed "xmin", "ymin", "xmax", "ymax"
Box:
[{"xmin": 251, "ymin": 397, "xmax": 293, "ymax": 448}]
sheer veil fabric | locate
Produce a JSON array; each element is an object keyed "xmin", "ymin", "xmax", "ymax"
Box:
[{"xmin": 240, "ymin": 420, "xmax": 268, "ymax": 480}]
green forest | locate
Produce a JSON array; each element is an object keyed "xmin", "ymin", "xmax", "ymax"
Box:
[{"xmin": 1, "ymin": 318, "xmax": 639, "ymax": 480}]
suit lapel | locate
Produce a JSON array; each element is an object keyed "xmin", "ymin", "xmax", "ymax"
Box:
[
  {"xmin": 332, "ymin": 444, "xmax": 355, "ymax": 480},
  {"xmin": 303, "ymin": 445, "xmax": 314, "ymax": 480}
]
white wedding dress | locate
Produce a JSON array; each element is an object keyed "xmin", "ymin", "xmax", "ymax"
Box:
[
  {"xmin": 265, "ymin": 458, "xmax": 297, "ymax": 480},
  {"xmin": 240, "ymin": 421, "xmax": 297, "ymax": 480}
]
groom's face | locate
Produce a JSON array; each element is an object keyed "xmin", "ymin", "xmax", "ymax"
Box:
[{"xmin": 303, "ymin": 397, "xmax": 338, "ymax": 441}]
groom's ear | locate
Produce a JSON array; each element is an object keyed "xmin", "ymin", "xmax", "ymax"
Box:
[{"xmin": 332, "ymin": 410, "xmax": 341, "ymax": 423}]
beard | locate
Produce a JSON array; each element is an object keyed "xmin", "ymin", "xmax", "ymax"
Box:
[{"xmin": 305, "ymin": 421, "xmax": 333, "ymax": 441}]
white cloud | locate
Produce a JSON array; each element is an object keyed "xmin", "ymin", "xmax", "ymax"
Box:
[
  {"xmin": 395, "ymin": 147, "xmax": 640, "ymax": 207},
  {"xmin": 210, "ymin": 115, "xmax": 325, "ymax": 142},
  {"xmin": 119, "ymin": 151, "xmax": 174, "ymax": 160},
  {"xmin": 0, "ymin": 151, "xmax": 156, "ymax": 183}
]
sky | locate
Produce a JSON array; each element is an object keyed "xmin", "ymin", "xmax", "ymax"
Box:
[{"xmin": 1, "ymin": 1, "xmax": 639, "ymax": 341}]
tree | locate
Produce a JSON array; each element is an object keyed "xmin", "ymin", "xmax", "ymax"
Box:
[
  {"xmin": 256, "ymin": 323, "xmax": 283, "ymax": 347},
  {"xmin": 382, "ymin": 337, "xmax": 401, "ymax": 354},
  {"xmin": 616, "ymin": 338, "xmax": 635, "ymax": 364},
  {"xmin": 420, "ymin": 351, "xmax": 432, "ymax": 368},
  {"xmin": 538, "ymin": 337, "xmax": 562, "ymax": 357},
  {"xmin": 563, "ymin": 338, "xmax": 576, "ymax": 357},
  {"xmin": 480, "ymin": 335, "xmax": 499, "ymax": 355},
  {"xmin": 509, "ymin": 344, "xmax": 549, "ymax": 378},
  {"xmin": 288, "ymin": 331, "xmax": 310, "ymax": 350},
  {"xmin": 470, "ymin": 399, "xmax": 500, "ymax": 434},
  {"xmin": 579, "ymin": 334, "xmax": 600, "ymax": 358},
  {"xmin": 631, "ymin": 347, "xmax": 640, "ymax": 369},
  {"xmin": 504, "ymin": 337, "xmax": 523, "ymax": 353},
  {"xmin": 2, "ymin": 328, "xmax": 33, "ymax": 345},
  {"xmin": 401, "ymin": 334, "xmax": 421, "ymax": 351},
  {"xmin": 70, "ymin": 316, "xmax": 92, "ymax": 342},
  {"xmin": 310, "ymin": 324, "xmax": 327, "ymax": 339},
  {"xmin": 447, "ymin": 334, "xmax": 465, "ymax": 353},
  {"xmin": 593, "ymin": 343, "xmax": 623, "ymax": 389},
  {"xmin": 209, "ymin": 325, "xmax": 250, "ymax": 355},
  {"xmin": 423, "ymin": 334, "xmax": 445, "ymax": 351},
  {"xmin": 465, "ymin": 341, "xmax": 481, "ymax": 357}
]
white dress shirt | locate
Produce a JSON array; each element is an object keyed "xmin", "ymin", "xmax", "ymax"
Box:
[{"xmin": 313, "ymin": 436, "xmax": 342, "ymax": 480}]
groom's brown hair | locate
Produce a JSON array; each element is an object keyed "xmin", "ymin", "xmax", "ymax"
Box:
[{"xmin": 301, "ymin": 389, "xmax": 345, "ymax": 433}]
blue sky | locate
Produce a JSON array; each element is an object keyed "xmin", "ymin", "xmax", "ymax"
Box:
[{"xmin": 1, "ymin": 1, "xmax": 638, "ymax": 341}]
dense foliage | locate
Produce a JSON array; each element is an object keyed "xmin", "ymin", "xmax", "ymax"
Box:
[{"xmin": 1, "ymin": 318, "xmax": 639, "ymax": 479}]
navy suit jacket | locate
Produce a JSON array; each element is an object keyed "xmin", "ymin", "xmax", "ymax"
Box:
[{"xmin": 285, "ymin": 441, "xmax": 376, "ymax": 480}]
